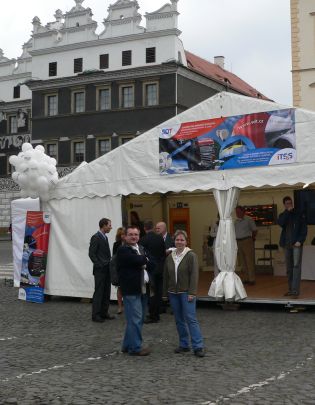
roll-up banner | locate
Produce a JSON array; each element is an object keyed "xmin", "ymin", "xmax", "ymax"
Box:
[
  {"xmin": 159, "ymin": 109, "xmax": 296, "ymax": 174},
  {"xmin": 18, "ymin": 211, "xmax": 51, "ymax": 304}
]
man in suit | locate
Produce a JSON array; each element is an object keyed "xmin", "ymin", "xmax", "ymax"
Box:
[
  {"xmin": 156, "ymin": 221, "xmax": 175, "ymax": 251},
  {"xmin": 89, "ymin": 218, "xmax": 115, "ymax": 322},
  {"xmin": 140, "ymin": 220, "xmax": 166, "ymax": 323},
  {"xmin": 116, "ymin": 226, "xmax": 150, "ymax": 356}
]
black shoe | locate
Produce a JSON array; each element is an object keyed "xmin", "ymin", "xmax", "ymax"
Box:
[
  {"xmin": 174, "ymin": 347, "xmax": 190, "ymax": 354},
  {"xmin": 92, "ymin": 316, "xmax": 105, "ymax": 323},
  {"xmin": 103, "ymin": 314, "xmax": 116, "ymax": 320},
  {"xmin": 194, "ymin": 348, "xmax": 205, "ymax": 357}
]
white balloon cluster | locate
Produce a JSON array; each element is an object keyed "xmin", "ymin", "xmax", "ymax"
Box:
[{"xmin": 9, "ymin": 143, "xmax": 59, "ymax": 201}]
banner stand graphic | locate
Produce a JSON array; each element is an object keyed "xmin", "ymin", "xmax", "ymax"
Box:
[{"xmin": 18, "ymin": 211, "xmax": 51, "ymax": 304}]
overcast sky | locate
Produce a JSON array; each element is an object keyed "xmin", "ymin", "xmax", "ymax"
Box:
[{"xmin": 0, "ymin": 0, "xmax": 292, "ymax": 105}]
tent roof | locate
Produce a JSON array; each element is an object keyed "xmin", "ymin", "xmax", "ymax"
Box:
[{"xmin": 50, "ymin": 92, "xmax": 315, "ymax": 200}]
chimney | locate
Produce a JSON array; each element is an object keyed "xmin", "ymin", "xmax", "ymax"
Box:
[{"xmin": 214, "ymin": 56, "xmax": 225, "ymax": 69}]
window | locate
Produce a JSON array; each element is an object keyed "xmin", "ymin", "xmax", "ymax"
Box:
[
  {"xmin": 46, "ymin": 143, "xmax": 58, "ymax": 160},
  {"xmin": 144, "ymin": 82, "xmax": 158, "ymax": 106},
  {"xmin": 97, "ymin": 88, "xmax": 111, "ymax": 111},
  {"xmin": 72, "ymin": 91, "xmax": 85, "ymax": 113},
  {"xmin": 120, "ymin": 85, "xmax": 134, "ymax": 108},
  {"xmin": 122, "ymin": 50, "xmax": 132, "ymax": 66},
  {"xmin": 146, "ymin": 47, "xmax": 156, "ymax": 63},
  {"xmin": 13, "ymin": 86, "xmax": 20, "ymax": 99},
  {"xmin": 9, "ymin": 116, "xmax": 17, "ymax": 134},
  {"xmin": 100, "ymin": 54, "xmax": 109, "ymax": 69},
  {"xmin": 73, "ymin": 141, "xmax": 85, "ymax": 163},
  {"xmin": 74, "ymin": 58, "xmax": 83, "ymax": 73},
  {"xmin": 49, "ymin": 62, "xmax": 57, "ymax": 77},
  {"xmin": 46, "ymin": 94, "xmax": 58, "ymax": 116},
  {"xmin": 120, "ymin": 136, "xmax": 134, "ymax": 145},
  {"xmin": 98, "ymin": 139, "xmax": 111, "ymax": 156}
]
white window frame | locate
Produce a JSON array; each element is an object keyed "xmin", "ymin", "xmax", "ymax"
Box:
[
  {"xmin": 119, "ymin": 84, "xmax": 135, "ymax": 108},
  {"xmin": 97, "ymin": 138, "xmax": 111, "ymax": 157},
  {"xmin": 143, "ymin": 81, "xmax": 159, "ymax": 106},
  {"xmin": 71, "ymin": 89, "xmax": 85, "ymax": 113},
  {"xmin": 45, "ymin": 142, "xmax": 58, "ymax": 161},
  {"xmin": 45, "ymin": 93, "xmax": 58, "ymax": 116},
  {"xmin": 96, "ymin": 86, "xmax": 111, "ymax": 111},
  {"xmin": 8, "ymin": 115, "xmax": 18, "ymax": 134},
  {"xmin": 72, "ymin": 140, "xmax": 85, "ymax": 163}
]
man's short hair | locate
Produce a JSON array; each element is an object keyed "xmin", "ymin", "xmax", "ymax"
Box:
[
  {"xmin": 283, "ymin": 196, "xmax": 292, "ymax": 205},
  {"xmin": 99, "ymin": 218, "xmax": 110, "ymax": 228},
  {"xmin": 143, "ymin": 220, "xmax": 154, "ymax": 231},
  {"xmin": 126, "ymin": 225, "xmax": 140, "ymax": 234}
]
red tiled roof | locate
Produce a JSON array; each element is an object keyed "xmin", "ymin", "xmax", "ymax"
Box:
[{"xmin": 185, "ymin": 50, "xmax": 270, "ymax": 101}]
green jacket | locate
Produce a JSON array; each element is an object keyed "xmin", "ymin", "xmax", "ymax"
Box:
[{"xmin": 163, "ymin": 249, "xmax": 199, "ymax": 296}]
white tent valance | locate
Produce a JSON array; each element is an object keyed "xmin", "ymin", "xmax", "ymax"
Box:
[{"xmin": 50, "ymin": 92, "xmax": 315, "ymax": 200}]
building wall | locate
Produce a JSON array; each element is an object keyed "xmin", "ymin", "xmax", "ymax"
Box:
[
  {"xmin": 291, "ymin": 0, "xmax": 315, "ymax": 110},
  {"xmin": 0, "ymin": 179, "xmax": 20, "ymax": 232}
]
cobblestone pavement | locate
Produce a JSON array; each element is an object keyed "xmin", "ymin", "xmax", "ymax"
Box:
[{"xmin": 1, "ymin": 283, "xmax": 315, "ymax": 405}]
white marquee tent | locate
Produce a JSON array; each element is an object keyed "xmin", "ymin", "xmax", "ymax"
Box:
[{"xmin": 42, "ymin": 92, "xmax": 315, "ymax": 300}]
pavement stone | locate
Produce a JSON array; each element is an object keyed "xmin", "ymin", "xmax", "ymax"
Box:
[{"xmin": 1, "ymin": 284, "xmax": 315, "ymax": 404}]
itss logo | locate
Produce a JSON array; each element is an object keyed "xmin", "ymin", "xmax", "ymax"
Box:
[
  {"xmin": 277, "ymin": 152, "xmax": 293, "ymax": 161},
  {"xmin": 269, "ymin": 148, "xmax": 296, "ymax": 166}
]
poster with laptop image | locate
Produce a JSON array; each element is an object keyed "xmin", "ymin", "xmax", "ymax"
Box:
[
  {"xmin": 19, "ymin": 211, "xmax": 51, "ymax": 303},
  {"xmin": 159, "ymin": 109, "xmax": 296, "ymax": 174}
]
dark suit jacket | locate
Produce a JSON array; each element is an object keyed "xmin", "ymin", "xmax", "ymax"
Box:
[
  {"xmin": 164, "ymin": 233, "xmax": 175, "ymax": 250},
  {"xmin": 116, "ymin": 245, "xmax": 148, "ymax": 295},
  {"xmin": 140, "ymin": 231, "xmax": 166, "ymax": 275},
  {"xmin": 89, "ymin": 231, "xmax": 111, "ymax": 274}
]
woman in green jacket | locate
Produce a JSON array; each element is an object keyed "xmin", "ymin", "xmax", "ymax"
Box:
[{"xmin": 163, "ymin": 230, "xmax": 205, "ymax": 357}]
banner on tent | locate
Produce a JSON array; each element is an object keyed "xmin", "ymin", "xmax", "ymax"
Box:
[
  {"xmin": 18, "ymin": 211, "xmax": 51, "ymax": 304},
  {"xmin": 159, "ymin": 109, "xmax": 296, "ymax": 174}
]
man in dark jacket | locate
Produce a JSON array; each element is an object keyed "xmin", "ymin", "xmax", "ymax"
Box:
[
  {"xmin": 140, "ymin": 220, "xmax": 166, "ymax": 323},
  {"xmin": 89, "ymin": 218, "xmax": 115, "ymax": 322},
  {"xmin": 278, "ymin": 196, "xmax": 307, "ymax": 297},
  {"xmin": 116, "ymin": 226, "xmax": 150, "ymax": 356}
]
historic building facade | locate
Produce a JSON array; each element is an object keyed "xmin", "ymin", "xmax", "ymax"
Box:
[
  {"xmin": 291, "ymin": 0, "xmax": 315, "ymax": 110},
  {"xmin": 0, "ymin": 0, "xmax": 268, "ymax": 231}
]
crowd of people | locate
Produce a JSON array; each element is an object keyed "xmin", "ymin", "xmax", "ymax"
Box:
[
  {"xmin": 88, "ymin": 217, "xmax": 205, "ymax": 357},
  {"xmin": 87, "ymin": 195, "xmax": 308, "ymax": 357}
]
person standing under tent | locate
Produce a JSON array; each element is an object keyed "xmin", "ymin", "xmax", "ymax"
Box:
[
  {"xmin": 234, "ymin": 206, "xmax": 257, "ymax": 285},
  {"xmin": 210, "ymin": 215, "xmax": 219, "ymax": 277},
  {"xmin": 163, "ymin": 230, "xmax": 205, "ymax": 357},
  {"xmin": 116, "ymin": 226, "xmax": 150, "ymax": 356},
  {"xmin": 278, "ymin": 196, "xmax": 307, "ymax": 298},
  {"xmin": 89, "ymin": 218, "xmax": 115, "ymax": 322},
  {"xmin": 113, "ymin": 227, "xmax": 125, "ymax": 314},
  {"xmin": 155, "ymin": 221, "xmax": 175, "ymax": 253},
  {"xmin": 140, "ymin": 220, "xmax": 166, "ymax": 323}
]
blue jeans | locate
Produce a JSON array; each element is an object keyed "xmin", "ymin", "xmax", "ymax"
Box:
[
  {"xmin": 122, "ymin": 294, "xmax": 147, "ymax": 354},
  {"xmin": 168, "ymin": 292, "xmax": 203, "ymax": 351},
  {"xmin": 284, "ymin": 246, "xmax": 303, "ymax": 294}
]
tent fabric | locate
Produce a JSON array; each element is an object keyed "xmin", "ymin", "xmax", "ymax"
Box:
[
  {"xmin": 11, "ymin": 198, "xmax": 40, "ymax": 287},
  {"xmin": 43, "ymin": 196, "xmax": 122, "ymax": 298},
  {"xmin": 50, "ymin": 92, "xmax": 315, "ymax": 200},
  {"xmin": 208, "ymin": 188, "xmax": 247, "ymax": 301}
]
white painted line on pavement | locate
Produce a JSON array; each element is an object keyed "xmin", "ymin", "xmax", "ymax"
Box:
[
  {"xmin": 0, "ymin": 351, "xmax": 118, "ymax": 383},
  {"xmin": 200, "ymin": 354, "xmax": 314, "ymax": 405}
]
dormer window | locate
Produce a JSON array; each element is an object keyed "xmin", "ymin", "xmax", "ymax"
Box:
[
  {"xmin": 146, "ymin": 47, "xmax": 156, "ymax": 64},
  {"xmin": 74, "ymin": 58, "xmax": 83, "ymax": 73},
  {"xmin": 13, "ymin": 86, "xmax": 20, "ymax": 99},
  {"xmin": 122, "ymin": 50, "xmax": 132, "ymax": 66},
  {"xmin": 49, "ymin": 62, "xmax": 57, "ymax": 77}
]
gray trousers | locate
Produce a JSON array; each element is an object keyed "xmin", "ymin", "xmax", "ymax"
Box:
[{"xmin": 284, "ymin": 246, "xmax": 303, "ymax": 294}]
